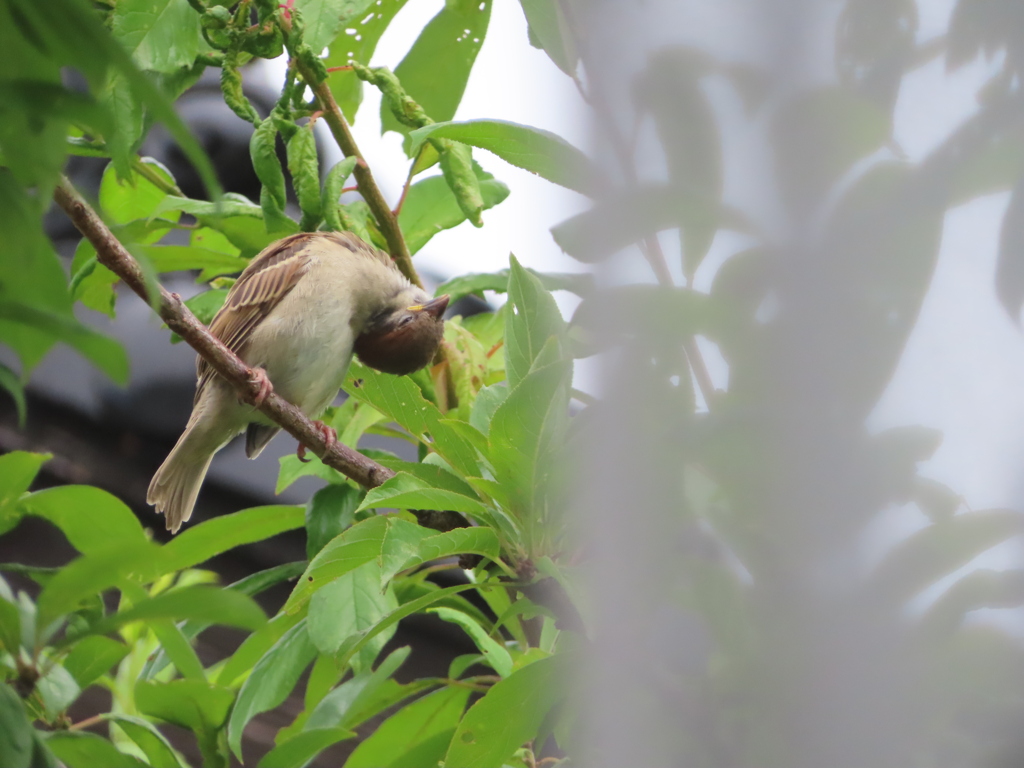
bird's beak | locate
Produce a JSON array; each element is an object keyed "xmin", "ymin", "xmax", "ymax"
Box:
[{"xmin": 409, "ymin": 294, "xmax": 450, "ymax": 319}]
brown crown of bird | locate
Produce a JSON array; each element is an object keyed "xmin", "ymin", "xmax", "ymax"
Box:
[{"xmin": 146, "ymin": 231, "xmax": 450, "ymax": 533}]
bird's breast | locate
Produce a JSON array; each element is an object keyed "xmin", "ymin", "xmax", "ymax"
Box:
[{"xmin": 245, "ymin": 275, "xmax": 357, "ymax": 416}]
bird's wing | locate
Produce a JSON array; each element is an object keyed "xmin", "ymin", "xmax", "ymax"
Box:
[{"xmin": 195, "ymin": 233, "xmax": 315, "ymax": 404}]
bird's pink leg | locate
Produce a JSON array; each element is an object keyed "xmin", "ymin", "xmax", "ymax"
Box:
[
  {"xmin": 247, "ymin": 367, "xmax": 273, "ymax": 407},
  {"xmin": 297, "ymin": 421, "xmax": 338, "ymax": 463}
]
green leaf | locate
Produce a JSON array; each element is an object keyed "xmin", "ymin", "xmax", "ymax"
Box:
[
  {"xmin": 398, "ymin": 166, "xmax": 509, "ymax": 254},
  {"xmin": 410, "ymin": 120, "xmax": 596, "ymax": 195},
  {"xmin": 438, "ymin": 268, "xmax": 592, "ymax": 303},
  {"xmin": 0, "ymin": 301, "xmax": 129, "ymax": 386},
  {"xmin": 490, "ymin": 361, "xmax": 571, "ymax": 520},
  {"xmin": 375, "ymin": 457, "xmax": 478, "ymax": 497},
  {"xmin": 306, "ymin": 484, "xmax": 366, "ymax": 559},
  {"xmin": 63, "ymin": 636, "xmax": 130, "ymax": 689},
  {"xmin": 322, "ymin": 156, "xmax": 359, "ymax": 232},
  {"xmin": 88, "ymin": 586, "xmax": 266, "ymax": 639},
  {"xmin": 0, "ymin": 598, "xmax": 20, "ymax": 656},
  {"xmin": 5, "ymin": 0, "xmax": 218, "ymax": 196},
  {"xmin": 44, "ymin": 732, "xmax": 147, "ymax": 768},
  {"xmin": 517, "ymin": 0, "xmax": 577, "ymax": 75},
  {"xmin": 550, "ymin": 184, "xmax": 750, "ymax": 268},
  {"xmin": 99, "ymin": 160, "xmax": 177, "ymax": 225},
  {"xmin": 105, "ymin": 715, "xmax": 186, "ymax": 768},
  {"xmin": 469, "ymin": 384, "xmax": 509, "ymax": 436},
  {"xmin": 430, "ymin": 607, "xmax": 512, "ymax": 677},
  {"xmin": 438, "ymin": 140, "xmax": 485, "ymax": 226},
  {"xmin": 0, "ymin": 174, "xmax": 73, "ymax": 368},
  {"xmin": 869, "ymin": 509, "xmax": 1024, "ymax": 605},
  {"xmin": 277, "ymin": 452, "xmax": 350, "ymax": 492},
  {"xmin": 231, "ymin": 562, "xmax": 310, "ymax": 598},
  {"xmin": 38, "ymin": 541, "xmax": 164, "ymax": 633},
  {"xmin": 344, "ymin": 685, "xmax": 469, "ymax": 768},
  {"xmin": 160, "ymin": 505, "xmax": 305, "ymax": 574},
  {"xmin": 338, "ymin": 400, "xmax": 389, "ymax": 447},
  {"xmin": 344, "ymin": 363, "xmax": 479, "ymax": 477},
  {"xmin": 135, "ymin": 679, "xmax": 234, "ymax": 733},
  {"xmin": 504, "ymin": 255, "xmax": 565, "ymax": 388},
  {"xmin": 152, "ymin": 194, "xmax": 262, "ymax": 220},
  {"xmin": 217, "ymin": 610, "xmax": 304, "ymax": 688},
  {"xmin": 111, "ymin": 0, "xmax": 203, "ymax": 73},
  {"xmin": 0, "ymin": 683, "xmax": 34, "ymax": 768},
  {"xmin": 633, "ymin": 47, "xmax": 723, "ymax": 275},
  {"xmin": 376, "ymin": 517, "xmax": 438, "ymax": 584},
  {"xmin": 771, "ymin": 85, "xmax": 890, "ymax": 219},
  {"xmin": 325, "ymin": 0, "xmax": 409, "ymax": 122},
  {"xmin": 444, "ymin": 655, "xmax": 567, "ymax": 767},
  {"xmin": 127, "ymin": 609, "xmax": 202, "ymax": 680},
  {"xmin": 295, "ymin": 0, "xmax": 358, "ymax": 54},
  {"xmin": 997, "ymin": 177, "xmax": 1024, "ymax": 322},
  {"xmin": 142, "ymin": 562, "xmax": 307, "ymax": 681},
  {"xmin": 18, "ymin": 485, "xmax": 147, "ymax": 555},
  {"xmin": 228, "ymin": 619, "xmax": 318, "ymax": 758},
  {"xmin": 36, "ymin": 663, "xmax": 80, "ymax": 719},
  {"xmin": 66, "ymin": 136, "xmax": 110, "ymax": 157},
  {"xmin": 358, "ymin": 472, "xmax": 492, "ymax": 520},
  {"xmin": 920, "ymin": 569, "xmax": 1024, "ymax": 638},
  {"xmin": 0, "ymin": 451, "xmax": 50, "ymax": 520},
  {"xmin": 251, "ymin": 117, "xmax": 292, "ymax": 234},
  {"xmin": 380, "ymin": 0, "xmax": 491, "ymax": 142},
  {"xmin": 134, "ymin": 244, "xmax": 249, "ymax": 279},
  {"xmin": 407, "ymin": 525, "xmax": 483, "ymax": 589},
  {"xmin": 284, "ymin": 515, "xmax": 390, "ymax": 613},
  {"xmin": 70, "ymin": 240, "xmax": 118, "ymax": 318},
  {"xmin": 287, "ymin": 124, "xmax": 323, "ymax": 231},
  {"xmin": 0, "ymin": 72, "xmax": 68, "ymax": 192},
  {"xmin": 570, "ymin": 284, "xmax": 711, "ymax": 350},
  {"xmin": 174, "ymin": 289, "xmax": 228, "ymax": 339},
  {"xmin": 190, "ymin": 226, "xmax": 240, "ymax": 257},
  {"xmin": 308, "ymin": 561, "xmax": 398, "ymax": 669},
  {"xmin": 306, "ymin": 646, "xmax": 410, "ymax": 729},
  {"xmin": 0, "ymin": 364, "xmax": 26, "ymax": 427},
  {"xmin": 326, "ymin": 583, "xmax": 484, "ymax": 676},
  {"xmin": 185, "ymin": 197, "xmax": 295, "ymax": 258},
  {"xmin": 259, "ymin": 727, "xmax": 355, "ymax": 768},
  {"xmin": 99, "ymin": 71, "xmax": 145, "ymax": 177}
]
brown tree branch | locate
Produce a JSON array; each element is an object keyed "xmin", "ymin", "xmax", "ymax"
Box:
[
  {"xmin": 295, "ymin": 61, "xmax": 422, "ymax": 289},
  {"xmin": 53, "ymin": 176, "xmax": 394, "ymax": 490}
]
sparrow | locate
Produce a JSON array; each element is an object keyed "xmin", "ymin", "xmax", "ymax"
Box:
[{"xmin": 147, "ymin": 231, "xmax": 449, "ymax": 533}]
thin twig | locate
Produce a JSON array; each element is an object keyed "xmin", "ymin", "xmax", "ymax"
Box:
[
  {"xmin": 69, "ymin": 714, "xmax": 105, "ymax": 731},
  {"xmin": 394, "ymin": 143, "xmax": 431, "ymax": 218},
  {"xmin": 131, "ymin": 156, "xmax": 184, "ymax": 197},
  {"xmin": 442, "ymin": 678, "xmax": 492, "ymax": 692},
  {"xmin": 294, "ymin": 60, "xmax": 421, "ymax": 288},
  {"xmin": 53, "ymin": 176, "xmax": 395, "ymax": 491},
  {"xmin": 393, "ymin": 160, "xmax": 417, "ymax": 217},
  {"xmin": 682, "ymin": 337, "xmax": 716, "ymax": 408}
]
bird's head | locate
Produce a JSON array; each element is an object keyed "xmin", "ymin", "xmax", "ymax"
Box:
[{"xmin": 353, "ymin": 289, "xmax": 449, "ymax": 375}]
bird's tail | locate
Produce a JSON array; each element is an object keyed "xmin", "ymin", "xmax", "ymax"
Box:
[{"xmin": 147, "ymin": 419, "xmax": 216, "ymax": 533}]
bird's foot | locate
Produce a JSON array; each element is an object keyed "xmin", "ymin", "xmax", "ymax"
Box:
[
  {"xmin": 297, "ymin": 421, "xmax": 337, "ymax": 463},
  {"xmin": 247, "ymin": 367, "xmax": 273, "ymax": 407}
]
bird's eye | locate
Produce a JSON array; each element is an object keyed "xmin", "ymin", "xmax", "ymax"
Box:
[{"xmin": 399, "ymin": 315, "xmax": 414, "ymax": 327}]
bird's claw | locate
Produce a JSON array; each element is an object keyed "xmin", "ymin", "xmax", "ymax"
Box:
[
  {"xmin": 297, "ymin": 421, "xmax": 337, "ymax": 463},
  {"xmin": 248, "ymin": 368, "xmax": 273, "ymax": 407}
]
